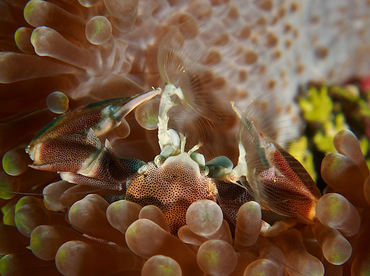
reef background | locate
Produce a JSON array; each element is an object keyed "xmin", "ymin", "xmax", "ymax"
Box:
[{"xmin": 1, "ymin": 0, "xmax": 370, "ymax": 160}]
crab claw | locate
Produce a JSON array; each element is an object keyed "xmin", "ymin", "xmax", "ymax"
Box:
[
  {"xmin": 27, "ymin": 88, "xmax": 161, "ymax": 161},
  {"xmin": 30, "ymin": 129, "xmax": 101, "ymax": 172},
  {"xmin": 232, "ymin": 98, "xmax": 321, "ymax": 224},
  {"xmin": 30, "ymin": 129, "xmax": 145, "ymax": 191},
  {"xmin": 60, "ymin": 139, "xmax": 145, "ymax": 191}
]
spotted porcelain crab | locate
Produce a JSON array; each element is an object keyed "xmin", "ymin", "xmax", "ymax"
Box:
[
  {"xmin": 26, "ymin": 77, "xmax": 321, "ymax": 235},
  {"xmin": 25, "ymin": 22, "xmax": 321, "ymax": 235}
]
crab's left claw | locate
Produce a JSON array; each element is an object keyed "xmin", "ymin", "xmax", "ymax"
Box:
[
  {"xmin": 30, "ymin": 129, "xmax": 145, "ymax": 191},
  {"xmin": 29, "ymin": 129, "xmax": 102, "ymax": 172},
  {"xmin": 27, "ymin": 88, "xmax": 161, "ymax": 161}
]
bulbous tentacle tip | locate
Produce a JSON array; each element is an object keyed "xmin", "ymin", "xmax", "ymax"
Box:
[
  {"xmin": 142, "ymin": 255, "xmax": 182, "ymax": 276},
  {"xmin": 186, "ymin": 199, "xmax": 223, "ymax": 236},
  {"xmin": 78, "ymin": 0, "xmax": 101, "ymax": 7},
  {"xmin": 85, "ymin": 16, "xmax": 112, "ymax": 45},
  {"xmin": 46, "ymin": 91, "xmax": 69, "ymax": 114},
  {"xmin": 2, "ymin": 146, "xmax": 32, "ymax": 176},
  {"xmin": 315, "ymin": 193, "xmax": 361, "ymax": 237},
  {"xmin": 197, "ymin": 239, "xmax": 238, "ymax": 275},
  {"xmin": 14, "ymin": 27, "xmax": 35, "ymax": 54}
]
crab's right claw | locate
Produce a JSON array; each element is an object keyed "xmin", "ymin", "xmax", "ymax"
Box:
[{"xmin": 232, "ymin": 99, "xmax": 321, "ymax": 224}]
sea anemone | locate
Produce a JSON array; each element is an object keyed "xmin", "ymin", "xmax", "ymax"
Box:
[{"xmin": 0, "ymin": 0, "xmax": 370, "ymax": 275}]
